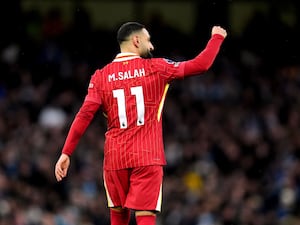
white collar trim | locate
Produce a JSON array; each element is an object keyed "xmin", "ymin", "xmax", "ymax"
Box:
[{"xmin": 113, "ymin": 53, "xmax": 141, "ymax": 62}]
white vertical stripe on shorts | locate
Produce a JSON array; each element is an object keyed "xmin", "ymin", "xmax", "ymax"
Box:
[
  {"xmin": 104, "ymin": 177, "xmax": 114, "ymax": 207},
  {"xmin": 156, "ymin": 184, "xmax": 163, "ymax": 212}
]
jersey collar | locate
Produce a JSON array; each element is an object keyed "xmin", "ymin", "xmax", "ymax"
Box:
[{"xmin": 113, "ymin": 53, "xmax": 141, "ymax": 62}]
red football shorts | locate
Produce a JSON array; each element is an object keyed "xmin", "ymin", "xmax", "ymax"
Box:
[{"xmin": 103, "ymin": 165, "xmax": 163, "ymax": 212}]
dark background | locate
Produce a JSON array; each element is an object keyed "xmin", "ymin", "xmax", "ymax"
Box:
[{"xmin": 0, "ymin": 1, "xmax": 300, "ymax": 225}]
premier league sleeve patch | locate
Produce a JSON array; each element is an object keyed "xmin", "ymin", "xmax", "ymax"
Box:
[
  {"xmin": 163, "ymin": 58, "xmax": 180, "ymax": 67},
  {"xmin": 88, "ymin": 82, "xmax": 94, "ymax": 88}
]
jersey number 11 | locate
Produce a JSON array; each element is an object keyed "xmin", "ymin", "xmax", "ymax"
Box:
[{"xmin": 113, "ymin": 86, "xmax": 145, "ymax": 129}]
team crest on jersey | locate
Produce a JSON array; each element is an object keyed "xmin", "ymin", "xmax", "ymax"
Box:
[
  {"xmin": 163, "ymin": 58, "xmax": 180, "ymax": 67},
  {"xmin": 88, "ymin": 83, "xmax": 94, "ymax": 88}
]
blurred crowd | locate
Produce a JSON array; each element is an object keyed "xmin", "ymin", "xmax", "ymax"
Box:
[{"xmin": 1, "ymin": 2, "xmax": 300, "ymax": 225}]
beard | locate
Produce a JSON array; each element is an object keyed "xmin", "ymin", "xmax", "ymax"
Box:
[{"xmin": 141, "ymin": 50, "xmax": 153, "ymax": 59}]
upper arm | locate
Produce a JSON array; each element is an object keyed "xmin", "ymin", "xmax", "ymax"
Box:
[{"xmin": 84, "ymin": 70, "xmax": 103, "ymax": 105}]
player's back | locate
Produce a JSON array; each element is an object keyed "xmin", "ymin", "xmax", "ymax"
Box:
[{"xmin": 96, "ymin": 54, "xmax": 169, "ymax": 169}]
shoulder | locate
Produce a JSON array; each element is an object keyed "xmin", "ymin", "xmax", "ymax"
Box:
[
  {"xmin": 148, "ymin": 58, "xmax": 181, "ymax": 71},
  {"xmin": 92, "ymin": 64, "xmax": 111, "ymax": 77},
  {"xmin": 161, "ymin": 58, "xmax": 181, "ymax": 67},
  {"xmin": 148, "ymin": 57, "xmax": 180, "ymax": 65}
]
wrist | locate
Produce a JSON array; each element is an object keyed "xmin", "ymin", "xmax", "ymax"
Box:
[{"xmin": 62, "ymin": 152, "xmax": 71, "ymax": 158}]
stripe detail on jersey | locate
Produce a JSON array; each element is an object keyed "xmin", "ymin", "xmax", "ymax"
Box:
[{"xmin": 157, "ymin": 83, "xmax": 170, "ymax": 121}]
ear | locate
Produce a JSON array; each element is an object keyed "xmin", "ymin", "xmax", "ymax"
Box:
[{"xmin": 133, "ymin": 35, "xmax": 139, "ymax": 48}]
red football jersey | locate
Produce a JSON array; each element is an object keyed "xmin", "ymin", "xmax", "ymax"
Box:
[
  {"xmin": 85, "ymin": 53, "xmax": 185, "ymax": 170},
  {"xmin": 61, "ymin": 34, "xmax": 225, "ymax": 170}
]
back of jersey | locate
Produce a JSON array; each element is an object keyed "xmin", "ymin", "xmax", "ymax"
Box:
[{"xmin": 94, "ymin": 54, "xmax": 169, "ymax": 170}]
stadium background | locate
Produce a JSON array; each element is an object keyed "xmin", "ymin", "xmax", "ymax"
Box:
[{"xmin": 0, "ymin": 0, "xmax": 300, "ymax": 225}]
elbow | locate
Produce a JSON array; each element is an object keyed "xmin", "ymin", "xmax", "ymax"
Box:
[{"xmin": 200, "ymin": 62, "xmax": 213, "ymax": 72}]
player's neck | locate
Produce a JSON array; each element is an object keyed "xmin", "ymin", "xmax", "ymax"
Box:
[{"xmin": 120, "ymin": 45, "xmax": 139, "ymax": 56}]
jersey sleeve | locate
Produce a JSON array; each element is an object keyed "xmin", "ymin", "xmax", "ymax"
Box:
[
  {"xmin": 84, "ymin": 69, "xmax": 102, "ymax": 104},
  {"xmin": 61, "ymin": 70, "xmax": 102, "ymax": 156},
  {"xmin": 61, "ymin": 101, "xmax": 100, "ymax": 156},
  {"xmin": 181, "ymin": 34, "xmax": 225, "ymax": 76},
  {"xmin": 151, "ymin": 34, "xmax": 225, "ymax": 82},
  {"xmin": 149, "ymin": 58, "xmax": 185, "ymax": 82}
]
